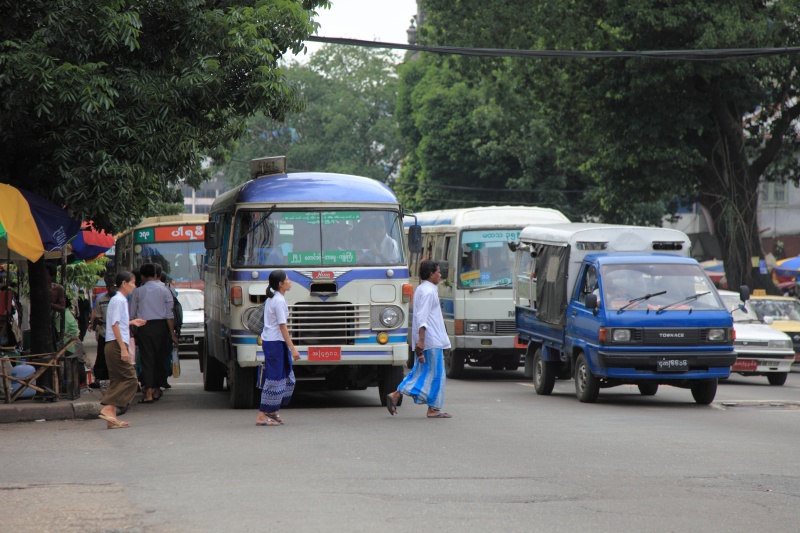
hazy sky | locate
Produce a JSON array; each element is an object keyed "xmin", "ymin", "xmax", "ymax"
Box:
[{"xmin": 288, "ymin": 0, "xmax": 418, "ymax": 61}]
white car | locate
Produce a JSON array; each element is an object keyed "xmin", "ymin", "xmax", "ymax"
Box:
[
  {"xmin": 176, "ymin": 288, "xmax": 204, "ymax": 356},
  {"xmin": 718, "ymin": 290, "xmax": 794, "ymax": 385}
]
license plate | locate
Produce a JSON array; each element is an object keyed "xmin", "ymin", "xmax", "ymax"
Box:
[
  {"xmin": 179, "ymin": 335, "xmax": 194, "ymax": 344},
  {"xmin": 656, "ymin": 357, "xmax": 688, "ymax": 372},
  {"xmin": 732, "ymin": 359, "xmax": 758, "ymax": 372},
  {"xmin": 308, "ymin": 347, "xmax": 341, "ymax": 361}
]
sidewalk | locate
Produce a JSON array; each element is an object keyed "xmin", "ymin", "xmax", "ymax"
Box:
[{"xmin": 0, "ymin": 334, "xmax": 102, "ymax": 424}]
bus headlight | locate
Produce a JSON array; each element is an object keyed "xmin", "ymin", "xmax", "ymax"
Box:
[
  {"xmin": 375, "ymin": 306, "xmax": 403, "ymax": 329},
  {"xmin": 241, "ymin": 306, "xmax": 265, "ymax": 335}
]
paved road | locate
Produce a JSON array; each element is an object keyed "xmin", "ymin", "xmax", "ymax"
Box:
[{"xmin": 1, "ymin": 362, "xmax": 799, "ymax": 532}]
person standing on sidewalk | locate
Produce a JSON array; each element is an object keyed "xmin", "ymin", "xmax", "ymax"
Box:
[
  {"xmin": 98, "ymin": 271, "xmax": 145, "ymax": 429},
  {"xmin": 255, "ymin": 270, "xmax": 300, "ymax": 427},
  {"xmin": 130, "ymin": 263, "xmax": 179, "ymax": 403},
  {"xmin": 88, "ymin": 275, "xmax": 115, "ymax": 389},
  {"xmin": 386, "ymin": 260, "xmax": 452, "ymax": 418}
]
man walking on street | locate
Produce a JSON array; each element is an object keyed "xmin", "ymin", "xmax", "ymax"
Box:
[
  {"xmin": 386, "ymin": 260, "xmax": 452, "ymax": 418},
  {"xmin": 130, "ymin": 263, "xmax": 179, "ymax": 403}
]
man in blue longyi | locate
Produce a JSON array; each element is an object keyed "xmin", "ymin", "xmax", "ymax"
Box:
[{"xmin": 386, "ymin": 260, "xmax": 452, "ymax": 418}]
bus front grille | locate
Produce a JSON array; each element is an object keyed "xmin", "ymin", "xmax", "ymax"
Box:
[{"xmin": 289, "ymin": 302, "xmax": 369, "ymax": 346}]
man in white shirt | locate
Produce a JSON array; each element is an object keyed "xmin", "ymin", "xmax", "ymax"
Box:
[{"xmin": 385, "ymin": 260, "xmax": 452, "ymax": 418}]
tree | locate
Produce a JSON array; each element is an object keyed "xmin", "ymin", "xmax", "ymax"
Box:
[
  {"xmin": 213, "ymin": 44, "xmax": 404, "ymax": 185},
  {"xmin": 418, "ymin": 0, "xmax": 800, "ymax": 291},
  {"xmin": 1, "ymin": 0, "xmax": 329, "ymax": 357}
]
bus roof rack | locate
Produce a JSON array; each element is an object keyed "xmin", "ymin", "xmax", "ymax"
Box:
[{"xmin": 250, "ymin": 156, "xmax": 287, "ymax": 179}]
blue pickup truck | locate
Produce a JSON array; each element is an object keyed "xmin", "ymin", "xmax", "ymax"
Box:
[{"xmin": 512, "ymin": 223, "xmax": 744, "ymax": 404}]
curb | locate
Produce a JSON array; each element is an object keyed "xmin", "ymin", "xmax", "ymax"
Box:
[{"xmin": 0, "ymin": 400, "xmax": 102, "ymax": 424}]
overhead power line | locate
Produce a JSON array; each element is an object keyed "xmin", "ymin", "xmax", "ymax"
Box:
[{"xmin": 306, "ymin": 36, "xmax": 800, "ymax": 62}]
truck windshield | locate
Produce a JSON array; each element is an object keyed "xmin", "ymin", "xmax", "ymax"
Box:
[
  {"xmin": 459, "ymin": 229, "xmax": 518, "ymax": 288},
  {"xmin": 232, "ymin": 210, "xmax": 405, "ymax": 267},
  {"xmin": 600, "ymin": 263, "xmax": 723, "ymax": 311}
]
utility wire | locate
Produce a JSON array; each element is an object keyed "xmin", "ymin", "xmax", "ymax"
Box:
[{"xmin": 307, "ymin": 36, "xmax": 800, "ymax": 62}]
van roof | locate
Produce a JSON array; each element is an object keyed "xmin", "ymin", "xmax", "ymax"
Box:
[
  {"xmin": 519, "ymin": 223, "xmax": 689, "ymax": 250},
  {"xmin": 406, "ymin": 206, "xmax": 569, "ymax": 228}
]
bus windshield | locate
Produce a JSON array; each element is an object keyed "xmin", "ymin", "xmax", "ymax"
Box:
[
  {"xmin": 458, "ymin": 229, "xmax": 518, "ymax": 288},
  {"xmin": 233, "ymin": 210, "xmax": 406, "ymax": 267},
  {"xmin": 136, "ymin": 241, "xmax": 205, "ymax": 283}
]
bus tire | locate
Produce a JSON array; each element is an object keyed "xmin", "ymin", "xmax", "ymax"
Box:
[
  {"xmin": 575, "ymin": 353, "xmax": 599, "ymax": 403},
  {"xmin": 379, "ymin": 366, "xmax": 404, "ymax": 406},
  {"xmin": 768, "ymin": 372, "xmax": 788, "ymax": 386},
  {"xmin": 444, "ymin": 349, "xmax": 464, "ymax": 379},
  {"xmin": 638, "ymin": 382, "xmax": 659, "ymax": 396},
  {"xmin": 202, "ymin": 340, "xmax": 225, "ymax": 392},
  {"xmin": 532, "ymin": 348, "xmax": 556, "ymax": 395},
  {"xmin": 690, "ymin": 379, "xmax": 717, "ymax": 405},
  {"xmin": 229, "ymin": 359, "xmax": 256, "ymax": 409}
]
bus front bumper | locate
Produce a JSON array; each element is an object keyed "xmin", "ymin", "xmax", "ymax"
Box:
[{"xmin": 234, "ymin": 343, "xmax": 408, "ymax": 367}]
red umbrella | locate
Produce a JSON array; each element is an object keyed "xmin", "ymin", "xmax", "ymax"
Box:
[{"xmin": 69, "ymin": 222, "xmax": 115, "ymax": 261}]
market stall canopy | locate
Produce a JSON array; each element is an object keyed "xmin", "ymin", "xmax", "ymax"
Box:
[
  {"xmin": 773, "ymin": 256, "xmax": 800, "ymax": 277},
  {"xmin": 69, "ymin": 222, "xmax": 115, "ymax": 261},
  {"xmin": 0, "ymin": 184, "xmax": 81, "ymax": 262}
]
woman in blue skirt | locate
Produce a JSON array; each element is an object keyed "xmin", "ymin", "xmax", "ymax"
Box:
[{"xmin": 256, "ymin": 270, "xmax": 300, "ymax": 427}]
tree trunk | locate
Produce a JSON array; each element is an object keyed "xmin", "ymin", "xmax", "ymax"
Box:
[{"xmin": 28, "ymin": 258, "xmax": 56, "ymax": 390}]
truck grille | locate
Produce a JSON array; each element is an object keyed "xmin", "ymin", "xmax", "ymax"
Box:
[
  {"xmin": 288, "ymin": 302, "xmax": 369, "ymax": 346},
  {"xmin": 495, "ymin": 320, "xmax": 517, "ymax": 335},
  {"xmin": 642, "ymin": 328, "xmax": 701, "ymax": 346}
]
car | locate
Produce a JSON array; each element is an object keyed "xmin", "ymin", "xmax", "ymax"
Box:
[
  {"xmin": 718, "ymin": 291, "xmax": 795, "ymax": 385},
  {"xmin": 747, "ymin": 294, "xmax": 800, "ymax": 368},
  {"xmin": 176, "ymin": 288, "xmax": 204, "ymax": 356}
]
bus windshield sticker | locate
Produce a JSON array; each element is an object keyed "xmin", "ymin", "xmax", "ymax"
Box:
[
  {"xmin": 321, "ymin": 212, "xmax": 360, "ymax": 224},
  {"xmin": 288, "ymin": 251, "xmax": 322, "ymax": 265},
  {"xmin": 323, "ymin": 250, "xmax": 356, "ymax": 264}
]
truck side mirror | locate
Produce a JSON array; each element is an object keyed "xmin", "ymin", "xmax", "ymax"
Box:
[
  {"xmin": 739, "ymin": 285, "xmax": 750, "ymax": 302},
  {"xmin": 407, "ymin": 224, "xmax": 422, "ymax": 254},
  {"xmin": 438, "ymin": 260, "xmax": 450, "ymax": 279},
  {"xmin": 585, "ymin": 293, "xmax": 598, "ymax": 310},
  {"xmin": 204, "ymin": 221, "xmax": 219, "ymax": 250}
]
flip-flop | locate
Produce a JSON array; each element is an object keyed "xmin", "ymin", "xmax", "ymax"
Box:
[
  {"xmin": 137, "ymin": 398, "xmax": 153, "ymax": 404},
  {"xmin": 386, "ymin": 394, "xmax": 398, "ymax": 416},
  {"xmin": 256, "ymin": 418, "xmax": 282, "ymax": 427},
  {"xmin": 266, "ymin": 413, "xmax": 283, "ymax": 424},
  {"xmin": 98, "ymin": 413, "xmax": 119, "ymax": 425},
  {"xmin": 427, "ymin": 411, "xmax": 452, "ymax": 418},
  {"xmin": 107, "ymin": 421, "xmax": 130, "ymax": 429}
]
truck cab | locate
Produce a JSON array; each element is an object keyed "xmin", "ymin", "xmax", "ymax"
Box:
[{"xmin": 513, "ymin": 223, "xmax": 739, "ymax": 404}]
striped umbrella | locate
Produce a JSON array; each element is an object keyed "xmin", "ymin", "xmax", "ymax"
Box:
[{"xmin": 0, "ymin": 184, "xmax": 82, "ymax": 262}]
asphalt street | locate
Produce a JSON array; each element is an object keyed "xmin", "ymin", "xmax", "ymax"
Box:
[{"xmin": 1, "ymin": 357, "xmax": 799, "ymax": 533}]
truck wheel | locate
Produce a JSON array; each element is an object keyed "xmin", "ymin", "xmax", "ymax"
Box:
[
  {"xmin": 690, "ymin": 379, "xmax": 717, "ymax": 405},
  {"xmin": 638, "ymin": 383, "xmax": 659, "ymax": 396},
  {"xmin": 533, "ymin": 348, "xmax": 556, "ymax": 395},
  {"xmin": 379, "ymin": 366, "xmax": 404, "ymax": 406},
  {"xmin": 575, "ymin": 353, "xmax": 599, "ymax": 403},
  {"xmin": 229, "ymin": 358, "xmax": 256, "ymax": 409},
  {"xmin": 202, "ymin": 339, "xmax": 225, "ymax": 392},
  {"xmin": 768, "ymin": 372, "xmax": 788, "ymax": 386},
  {"xmin": 444, "ymin": 349, "xmax": 464, "ymax": 378}
]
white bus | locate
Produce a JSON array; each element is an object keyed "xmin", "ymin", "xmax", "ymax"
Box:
[
  {"xmin": 405, "ymin": 206, "xmax": 569, "ymax": 378},
  {"xmin": 203, "ymin": 157, "xmax": 421, "ymax": 408}
]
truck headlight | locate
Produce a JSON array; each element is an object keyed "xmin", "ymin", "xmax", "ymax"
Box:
[
  {"xmin": 465, "ymin": 321, "xmax": 494, "ymax": 334},
  {"xmin": 612, "ymin": 329, "xmax": 631, "ymax": 342},
  {"xmin": 769, "ymin": 339, "xmax": 792, "ymax": 349},
  {"xmin": 707, "ymin": 328, "xmax": 726, "ymax": 341}
]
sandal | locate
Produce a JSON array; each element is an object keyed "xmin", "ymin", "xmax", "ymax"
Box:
[
  {"xmin": 427, "ymin": 410, "xmax": 452, "ymax": 418},
  {"xmin": 266, "ymin": 412, "xmax": 283, "ymax": 424},
  {"xmin": 256, "ymin": 417, "xmax": 282, "ymax": 427}
]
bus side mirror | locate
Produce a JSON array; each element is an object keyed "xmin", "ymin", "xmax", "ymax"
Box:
[
  {"xmin": 585, "ymin": 293, "xmax": 598, "ymax": 310},
  {"xmin": 438, "ymin": 260, "xmax": 450, "ymax": 279},
  {"xmin": 205, "ymin": 221, "xmax": 219, "ymax": 250},
  {"xmin": 739, "ymin": 285, "xmax": 750, "ymax": 302},
  {"xmin": 408, "ymin": 224, "xmax": 422, "ymax": 254}
]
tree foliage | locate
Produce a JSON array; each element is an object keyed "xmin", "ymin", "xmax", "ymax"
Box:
[
  {"xmin": 213, "ymin": 44, "xmax": 404, "ymax": 185},
  {"xmin": 410, "ymin": 0, "xmax": 800, "ymax": 290}
]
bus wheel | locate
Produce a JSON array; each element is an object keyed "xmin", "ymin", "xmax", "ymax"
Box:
[
  {"xmin": 229, "ymin": 359, "xmax": 256, "ymax": 409},
  {"xmin": 768, "ymin": 372, "xmax": 788, "ymax": 386},
  {"xmin": 379, "ymin": 366, "xmax": 404, "ymax": 406},
  {"xmin": 532, "ymin": 348, "xmax": 556, "ymax": 395},
  {"xmin": 690, "ymin": 379, "xmax": 717, "ymax": 405},
  {"xmin": 444, "ymin": 349, "xmax": 464, "ymax": 379},
  {"xmin": 575, "ymin": 353, "xmax": 599, "ymax": 403},
  {"xmin": 637, "ymin": 382, "xmax": 659, "ymax": 396},
  {"xmin": 202, "ymin": 340, "xmax": 225, "ymax": 392}
]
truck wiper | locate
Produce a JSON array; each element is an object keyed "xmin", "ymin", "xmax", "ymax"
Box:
[
  {"xmin": 656, "ymin": 291, "xmax": 710, "ymax": 314},
  {"xmin": 470, "ymin": 280, "xmax": 512, "ymax": 293},
  {"xmin": 617, "ymin": 290, "xmax": 667, "ymax": 313}
]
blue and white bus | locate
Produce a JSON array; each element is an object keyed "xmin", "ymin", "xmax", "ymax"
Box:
[{"xmin": 203, "ymin": 157, "xmax": 420, "ymax": 408}]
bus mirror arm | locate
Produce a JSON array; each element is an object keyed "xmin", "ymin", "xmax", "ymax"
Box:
[{"xmin": 205, "ymin": 221, "xmax": 220, "ymax": 250}]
